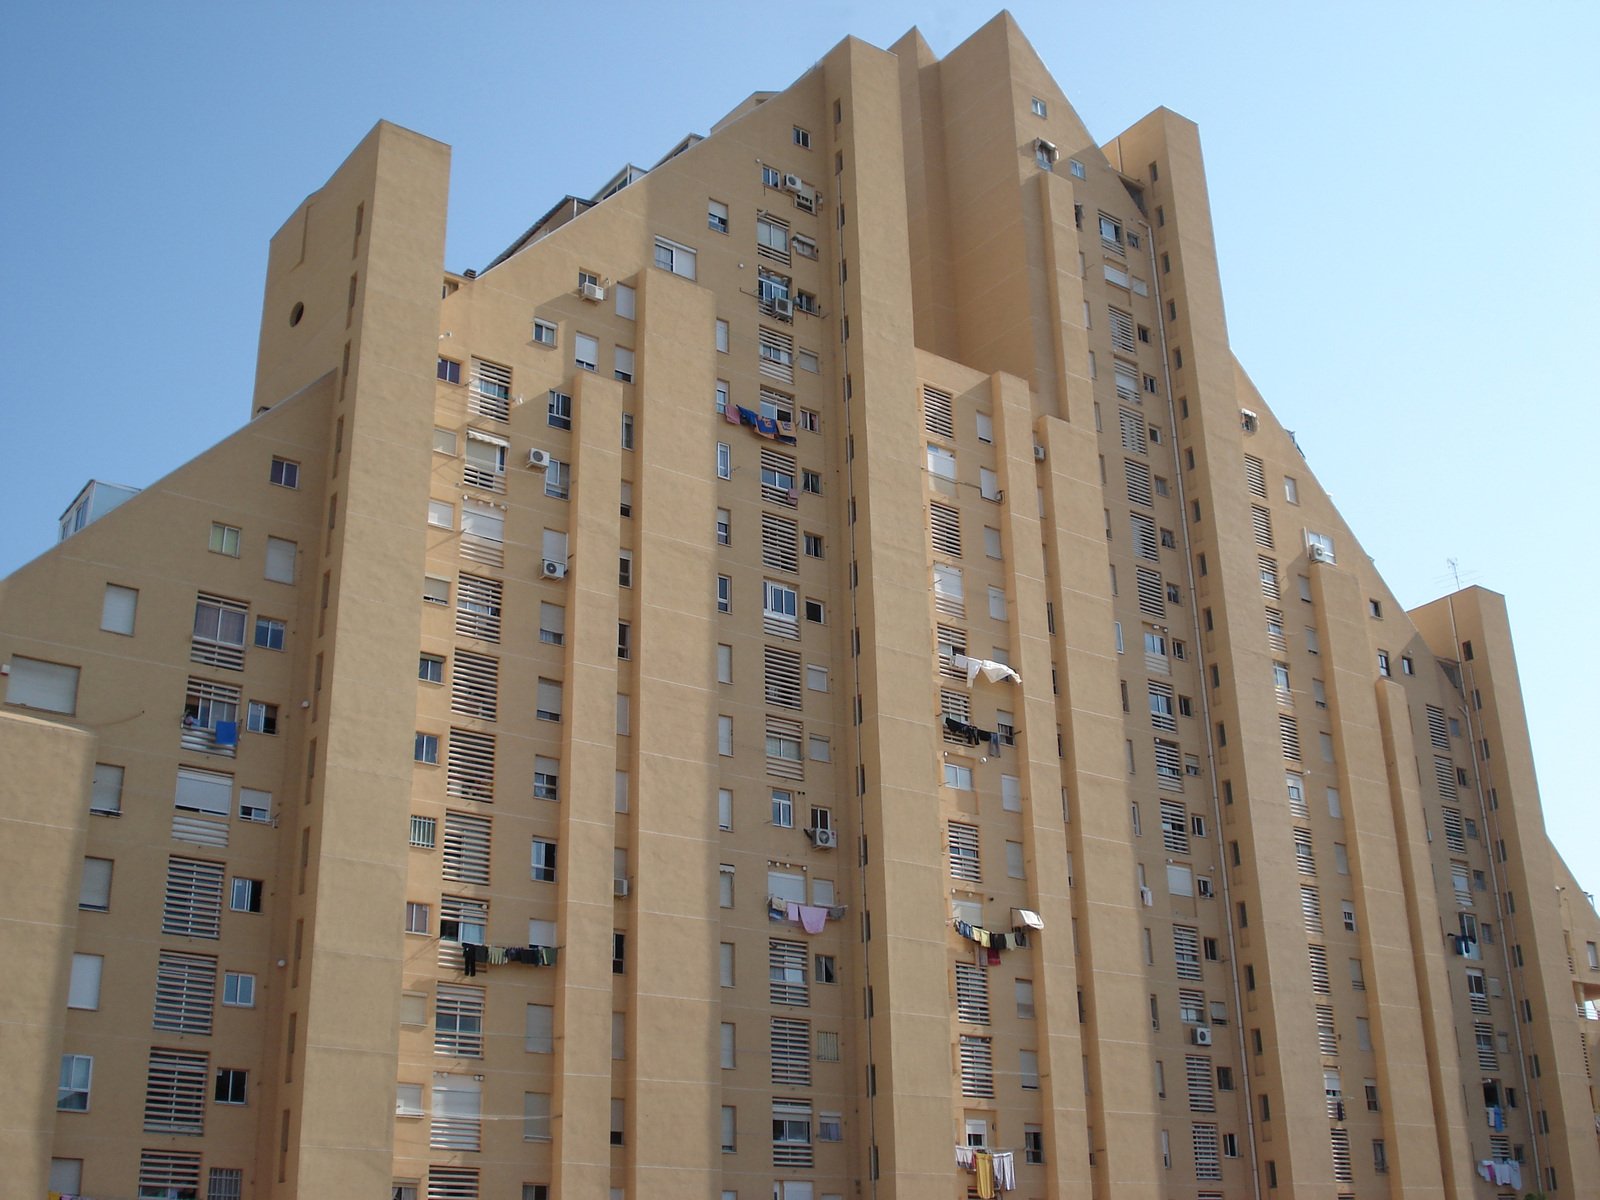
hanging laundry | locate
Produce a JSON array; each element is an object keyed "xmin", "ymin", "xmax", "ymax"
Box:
[
  {"xmin": 965, "ymin": 657, "xmax": 1022, "ymax": 686},
  {"xmin": 827, "ymin": 905, "xmax": 847, "ymax": 921},
  {"xmin": 462, "ymin": 943, "xmax": 480, "ymax": 976},
  {"xmin": 1476, "ymin": 1160, "xmax": 1493, "ymax": 1182},
  {"xmin": 986, "ymin": 946, "xmax": 1002, "ymax": 966},
  {"xmin": 769, "ymin": 897, "xmax": 788, "ymax": 921},
  {"xmin": 213, "ymin": 720, "xmax": 239, "ymax": 747},
  {"xmin": 785, "ymin": 902, "xmax": 804, "ymax": 924},
  {"xmin": 991, "ymin": 1150, "xmax": 1016, "ymax": 1191},
  {"xmin": 485, "ymin": 945, "xmax": 507, "ymax": 966},
  {"xmin": 723, "ymin": 403, "xmax": 742, "ymax": 425},
  {"xmin": 954, "ymin": 1146, "xmax": 976, "ymax": 1170},
  {"xmin": 798, "ymin": 905, "xmax": 829, "ymax": 934},
  {"xmin": 977, "ymin": 928, "xmax": 991, "ymax": 948},
  {"xmin": 975, "ymin": 1150, "xmax": 996, "ymax": 1199}
]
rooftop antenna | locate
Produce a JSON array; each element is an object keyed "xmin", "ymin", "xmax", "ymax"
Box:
[{"xmin": 1448, "ymin": 557, "xmax": 1462, "ymax": 590}]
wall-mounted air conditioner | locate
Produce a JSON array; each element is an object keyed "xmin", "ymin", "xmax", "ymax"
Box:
[{"xmin": 542, "ymin": 559, "xmax": 568, "ymax": 579}]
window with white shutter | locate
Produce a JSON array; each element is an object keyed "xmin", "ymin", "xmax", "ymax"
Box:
[
  {"xmin": 1174, "ymin": 926, "xmax": 1201, "ymax": 980},
  {"xmin": 1258, "ymin": 556, "xmax": 1281, "ymax": 601},
  {"xmin": 923, "ymin": 385, "xmax": 955, "ymax": 438},
  {"xmin": 1301, "ymin": 885, "xmax": 1323, "ymax": 932},
  {"xmin": 468, "ymin": 360, "xmax": 511, "ymax": 422},
  {"xmin": 1108, "ymin": 307, "xmax": 1136, "ymax": 353},
  {"xmin": 427, "ymin": 1165, "xmax": 480, "ymax": 1200},
  {"xmin": 1192, "ymin": 1124, "xmax": 1221, "ymax": 1181},
  {"xmin": 1294, "ymin": 828, "xmax": 1316, "ymax": 875},
  {"xmin": 1135, "ymin": 567, "xmax": 1165, "ymax": 617},
  {"xmin": 1249, "ymin": 505, "xmax": 1275, "ymax": 549},
  {"xmin": 162, "ymin": 857, "xmax": 224, "ymax": 939},
  {"xmin": 770, "ymin": 1017, "xmax": 811, "ymax": 1086},
  {"xmin": 955, "ymin": 962, "xmax": 990, "ymax": 1024},
  {"xmin": 435, "ymin": 984, "xmax": 485, "ymax": 1057},
  {"xmin": 930, "ymin": 502, "xmax": 962, "ymax": 557},
  {"xmin": 191, "ymin": 593, "xmax": 248, "ymax": 670},
  {"xmin": 1114, "ymin": 359, "xmax": 1139, "ymax": 401},
  {"xmin": 764, "ymin": 647, "xmax": 803, "ymax": 709},
  {"xmin": 1160, "ymin": 799, "xmax": 1189, "ymax": 852},
  {"xmin": 143, "ymin": 1048, "xmax": 208, "ymax": 1134},
  {"xmin": 442, "ymin": 812, "xmax": 492, "ymax": 885},
  {"xmin": 153, "ymin": 952, "xmax": 217, "ymax": 1035},
  {"xmin": 1441, "ymin": 806, "xmax": 1465, "ymax": 852},
  {"xmin": 948, "ymin": 822, "xmax": 981, "ymax": 881},
  {"xmin": 139, "ymin": 1152, "xmax": 201, "ymax": 1199},
  {"xmin": 1125, "ymin": 459, "xmax": 1153, "ymax": 506},
  {"xmin": 4, "ymin": 655, "xmax": 80, "ymax": 713},
  {"xmin": 1316, "ymin": 1005, "xmax": 1338, "ymax": 1054},
  {"xmin": 1244, "ymin": 455, "xmax": 1267, "ymax": 498},
  {"xmin": 463, "ymin": 428, "xmax": 508, "ymax": 490},
  {"xmin": 447, "ymin": 729, "xmax": 495, "ymax": 802},
  {"xmin": 1130, "ymin": 511, "xmax": 1158, "ymax": 560},
  {"xmin": 1186, "ymin": 1055, "xmax": 1215, "ymax": 1111},
  {"xmin": 933, "ymin": 564, "xmax": 965, "ymax": 617},
  {"xmin": 1279, "ymin": 713, "xmax": 1302, "ymax": 760},
  {"xmin": 959, "ymin": 1036, "xmax": 994, "ymax": 1097},
  {"xmin": 1308, "ymin": 944, "xmax": 1331, "ymax": 993},
  {"xmin": 769, "ymin": 939, "xmax": 809, "ymax": 1006},
  {"xmin": 1154, "ymin": 740, "xmax": 1183, "ymax": 791},
  {"xmin": 430, "ymin": 1073, "xmax": 482, "ymax": 1151},
  {"xmin": 454, "ymin": 573, "xmax": 503, "ymax": 643},
  {"xmin": 1434, "ymin": 756, "xmax": 1458, "ymax": 801}
]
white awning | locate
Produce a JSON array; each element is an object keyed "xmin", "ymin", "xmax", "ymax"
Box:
[
  {"xmin": 1014, "ymin": 909, "xmax": 1044, "ymax": 930},
  {"xmin": 465, "ymin": 427, "xmax": 510, "ymax": 447}
]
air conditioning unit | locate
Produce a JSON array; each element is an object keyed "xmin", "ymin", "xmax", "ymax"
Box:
[
  {"xmin": 1139, "ymin": 886, "xmax": 1154, "ymax": 907},
  {"xmin": 810, "ymin": 827, "xmax": 838, "ymax": 849},
  {"xmin": 542, "ymin": 559, "xmax": 568, "ymax": 579},
  {"xmin": 1033, "ymin": 444, "xmax": 1047, "ymax": 462},
  {"xmin": 580, "ymin": 281, "xmax": 606, "ymax": 302},
  {"xmin": 1240, "ymin": 408, "xmax": 1259, "ymax": 433},
  {"xmin": 527, "ymin": 447, "xmax": 552, "ymax": 469},
  {"xmin": 613, "ymin": 877, "xmax": 631, "ymax": 897},
  {"xmin": 1308, "ymin": 543, "xmax": 1334, "ymax": 564},
  {"xmin": 773, "ymin": 296, "xmax": 794, "ymax": 318},
  {"xmin": 783, "ymin": 173, "xmax": 806, "ymax": 193},
  {"xmin": 1192, "ymin": 1027, "xmax": 1213, "ymax": 1046}
]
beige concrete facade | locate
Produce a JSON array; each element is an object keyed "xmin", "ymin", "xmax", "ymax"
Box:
[{"xmin": 2, "ymin": 12, "xmax": 1597, "ymax": 1200}]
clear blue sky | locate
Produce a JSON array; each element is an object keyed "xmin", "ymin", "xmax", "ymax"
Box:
[{"xmin": 3, "ymin": 2, "xmax": 1595, "ymax": 895}]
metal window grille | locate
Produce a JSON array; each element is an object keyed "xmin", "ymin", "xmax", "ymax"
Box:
[
  {"xmin": 948, "ymin": 822, "xmax": 981, "ymax": 881},
  {"xmin": 468, "ymin": 360, "xmax": 511, "ymax": 421},
  {"xmin": 930, "ymin": 502, "xmax": 963, "ymax": 557},
  {"xmin": 1186, "ymin": 1055, "xmax": 1216, "ymax": 1112},
  {"xmin": 144, "ymin": 1048, "xmax": 208, "ymax": 1134},
  {"xmin": 1279, "ymin": 713, "xmax": 1302, "ymax": 760},
  {"xmin": 1244, "ymin": 454, "xmax": 1267, "ymax": 498},
  {"xmin": 191, "ymin": 593, "xmax": 248, "ymax": 670},
  {"xmin": 762, "ymin": 513, "xmax": 800, "ymax": 572},
  {"xmin": 959, "ymin": 1036, "xmax": 994, "ymax": 1097},
  {"xmin": 1125, "ymin": 459, "xmax": 1153, "ymax": 506},
  {"xmin": 769, "ymin": 939, "xmax": 809, "ymax": 1006},
  {"xmin": 1135, "ymin": 567, "xmax": 1165, "ymax": 617},
  {"xmin": 1131, "ymin": 511, "xmax": 1158, "ymax": 560},
  {"xmin": 1308, "ymin": 944, "xmax": 1331, "ymax": 994},
  {"xmin": 955, "ymin": 962, "xmax": 990, "ymax": 1024},
  {"xmin": 1250, "ymin": 505, "xmax": 1275, "ymax": 549},
  {"xmin": 770, "ymin": 1017, "xmax": 812, "ymax": 1086},
  {"xmin": 434, "ymin": 984, "xmax": 485, "ymax": 1057},
  {"xmin": 1301, "ymin": 885, "xmax": 1324, "ymax": 932},
  {"xmin": 764, "ymin": 647, "xmax": 803, "ymax": 710}
]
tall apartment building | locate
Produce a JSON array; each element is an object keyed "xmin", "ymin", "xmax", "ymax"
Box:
[{"xmin": 4, "ymin": 13, "xmax": 1597, "ymax": 1200}]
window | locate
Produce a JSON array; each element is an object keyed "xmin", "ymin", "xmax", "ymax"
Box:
[
  {"xmin": 68, "ymin": 953, "xmax": 102, "ymax": 1010},
  {"xmin": 545, "ymin": 389, "xmax": 572, "ymax": 430},
  {"xmin": 536, "ymin": 678, "xmax": 563, "ymax": 722},
  {"xmin": 58, "ymin": 1054, "xmax": 93, "ymax": 1111},
  {"xmin": 804, "ymin": 531, "xmax": 823, "ymax": 558},
  {"xmin": 708, "ymin": 199, "xmax": 729, "ymax": 233},
  {"xmin": 618, "ymin": 550, "xmax": 633, "ymax": 588},
  {"xmin": 654, "ymin": 237, "xmax": 697, "ymax": 279},
  {"xmin": 144, "ymin": 1048, "xmax": 207, "ymax": 1133},
  {"xmin": 803, "ymin": 468, "xmax": 822, "ymax": 495},
  {"xmin": 89, "ymin": 762, "xmax": 124, "ymax": 816},
  {"xmin": 524, "ymin": 1092, "xmax": 551, "ymax": 1141},
  {"xmin": 437, "ymin": 357, "xmax": 462, "ymax": 383},
  {"xmin": 717, "ymin": 575, "xmax": 732, "ymax": 613},
  {"xmin": 102, "ymin": 583, "xmax": 138, "ymax": 634},
  {"xmin": 793, "ymin": 125, "xmax": 811, "ymax": 148},
  {"xmin": 531, "ymin": 838, "xmax": 557, "ymax": 883},
  {"xmin": 804, "ymin": 597, "xmax": 825, "ymax": 623},
  {"xmin": 230, "ymin": 877, "xmax": 263, "ymax": 913},
  {"xmin": 716, "ymin": 441, "xmax": 731, "ymax": 478},
  {"xmin": 406, "ymin": 902, "xmax": 430, "ymax": 934},
  {"xmin": 435, "ymin": 984, "xmax": 485, "ymax": 1058},
  {"xmin": 214, "ymin": 1068, "xmax": 248, "ymax": 1105},
  {"xmin": 209, "ymin": 523, "xmax": 241, "ymax": 557},
  {"xmin": 246, "ymin": 701, "xmax": 278, "ymax": 735},
  {"xmin": 1019, "ymin": 1049, "xmax": 1040, "ymax": 1090},
  {"xmin": 1030, "ymin": 96, "xmax": 1047, "ymax": 117},
  {"xmin": 415, "ymin": 732, "xmax": 439, "ymax": 764},
  {"xmin": 79, "ymin": 857, "xmax": 112, "ymax": 911},
  {"xmin": 532, "ymin": 318, "xmax": 557, "ymax": 347},
  {"xmin": 221, "ymin": 971, "xmax": 255, "ymax": 1008},
  {"xmin": 6, "ymin": 655, "xmax": 81, "ymax": 714},
  {"xmin": 573, "ymin": 333, "xmax": 598, "ymax": 373},
  {"xmin": 544, "ymin": 459, "xmax": 570, "ymax": 500},
  {"xmin": 614, "ymin": 347, "xmax": 635, "ymax": 383},
  {"xmin": 765, "ymin": 580, "xmax": 798, "ymax": 623},
  {"xmin": 269, "ymin": 457, "xmax": 299, "ymax": 489}
]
